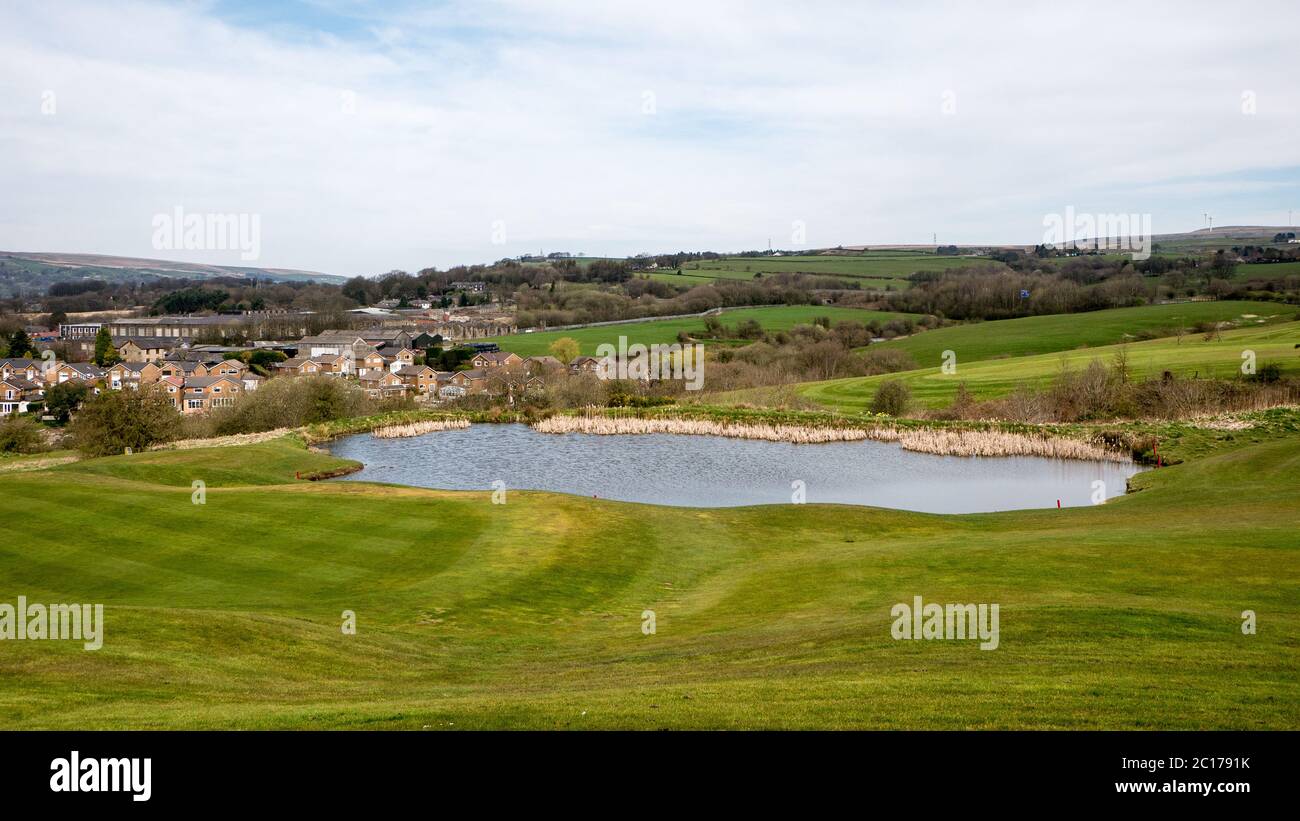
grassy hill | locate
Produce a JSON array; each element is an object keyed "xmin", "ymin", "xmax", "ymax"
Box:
[
  {"xmin": 872, "ymin": 300, "xmax": 1293, "ymax": 370},
  {"xmin": 0, "ymin": 251, "xmax": 345, "ymax": 297},
  {"xmin": 0, "ymin": 421, "xmax": 1297, "ymax": 729},
  {"xmin": 795, "ymin": 320, "xmax": 1300, "ymax": 411},
  {"xmin": 493, "ymin": 305, "xmax": 913, "ymax": 357}
]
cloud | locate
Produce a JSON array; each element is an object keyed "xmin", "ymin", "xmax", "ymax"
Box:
[{"xmin": 0, "ymin": 0, "xmax": 1297, "ymax": 275}]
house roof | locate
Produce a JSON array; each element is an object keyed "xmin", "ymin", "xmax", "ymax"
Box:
[
  {"xmin": 111, "ymin": 362, "xmax": 155, "ymax": 374},
  {"xmin": 162, "ymin": 360, "xmax": 207, "ymax": 373},
  {"xmin": 63, "ymin": 363, "xmax": 106, "ymax": 378},
  {"xmin": 184, "ymin": 375, "xmax": 241, "ymax": 389},
  {"xmin": 1, "ymin": 376, "xmax": 41, "ymax": 391},
  {"xmin": 474, "ymin": 351, "xmax": 519, "ymax": 364},
  {"xmin": 395, "ymin": 365, "xmax": 436, "ymax": 376},
  {"xmin": 114, "ymin": 336, "xmax": 180, "ymax": 349}
]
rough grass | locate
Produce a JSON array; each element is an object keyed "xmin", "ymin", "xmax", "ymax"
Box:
[
  {"xmin": 647, "ymin": 252, "xmax": 1004, "ymax": 287},
  {"xmin": 493, "ymin": 305, "xmax": 914, "ymax": 357},
  {"xmin": 872, "ymin": 300, "xmax": 1292, "ymax": 369},
  {"xmin": 793, "ymin": 320, "xmax": 1300, "ymax": 411},
  {"xmin": 0, "ymin": 427, "xmax": 1297, "ymax": 730}
]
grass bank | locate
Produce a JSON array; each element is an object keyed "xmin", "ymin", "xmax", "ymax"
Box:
[{"xmin": 1, "ymin": 420, "xmax": 1296, "ymax": 729}]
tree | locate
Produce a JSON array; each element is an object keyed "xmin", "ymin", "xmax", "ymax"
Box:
[
  {"xmin": 68, "ymin": 387, "xmax": 181, "ymax": 456},
  {"xmin": 93, "ymin": 327, "xmax": 120, "ymax": 366},
  {"xmin": 7, "ymin": 329, "xmax": 34, "ymax": 358},
  {"xmin": 42, "ymin": 381, "xmax": 89, "ymax": 424},
  {"xmin": 341, "ymin": 275, "xmax": 376, "ymax": 305},
  {"xmin": 245, "ymin": 349, "xmax": 287, "ymax": 375},
  {"xmin": 152, "ymin": 287, "xmax": 228, "ymax": 314},
  {"xmin": 548, "ymin": 337, "xmax": 580, "ymax": 365}
]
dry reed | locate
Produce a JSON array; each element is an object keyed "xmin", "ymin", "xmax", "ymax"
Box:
[
  {"xmin": 531, "ymin": 414, "xmax": 1131, "ymax": 462},
  {"xmin": 372, "ymin": 419, "xmax": 471, "ymax": 438}
]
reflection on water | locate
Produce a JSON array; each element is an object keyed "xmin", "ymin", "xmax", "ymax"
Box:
[{"xmin": 327, "ymin": 423, "xmax": 1144, "ymax": 513}]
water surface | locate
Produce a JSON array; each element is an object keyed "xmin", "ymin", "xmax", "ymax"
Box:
[{"xmin": 327, "ymin": 423, "xmax": 1143, "ymax": 513}]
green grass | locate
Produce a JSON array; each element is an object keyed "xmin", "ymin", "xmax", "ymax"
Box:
[
  {"xmin": 494, "ymin": 305, "xmax": 913, "ymax": 357},
  {"xmin": 646, "ymin": 252, "xmax": 1003, "ymax": 288},
  {"xmin": 0, "ymin": 422, "xmax": 1297, "ymax": 729},
  {"xmin": 873, "ymin": 300, "xmax": 1293, "ymax": 370},
  {"xmin": 1231, "ymin": 260, "xmax": 1300, "ymax": 282},
  {"xmin": 796, "ymin": 320, "xmax": 1300, "ymax": 411}
]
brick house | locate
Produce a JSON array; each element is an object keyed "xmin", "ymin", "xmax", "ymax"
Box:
[
  {"xmin": 470, "ymin": 351, "xmax": 522, "ymax": 369},
  {"xmin": 180, "ymin": 375, "xmax": 244, "ymax": 413},
  {"xmin": 394, "ymin": 364, "xmax": 439, "ymax": 395},
  {"xmin": 358, "ymin": 370, "xmax": 409, "ymax": 399},
  {"xmin": 0, "ymin": 376, "xmax": 42, "ymax": 415}
]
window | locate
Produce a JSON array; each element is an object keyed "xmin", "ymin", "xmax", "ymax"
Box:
[{"xmin": 186, "ymin": 399, "xmax": 204, "ymax": 409}]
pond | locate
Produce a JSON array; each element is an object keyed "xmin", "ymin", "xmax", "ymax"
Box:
[{"xmin": 326, "ymin": 423, "xmax": 1145, "ymax": 513}]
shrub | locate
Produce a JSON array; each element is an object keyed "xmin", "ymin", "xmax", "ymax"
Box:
[
  {"xmin": 870, "ymin": 379, "xmax": 912, "ymax": 416},
  {"xmin": 209, "ymin": 376, "xmax": 368, "ymax": 435},
  {"xmin": 68, "ymin": 387, "xmax": 181, "ymax": 456},
  {"xmin": 1250, "ymin": 362, "xmax": 1283, "ymax": 383},
  {"xmin": 0, "ymin": 415, "xmax": 48, "ymax": 454}
]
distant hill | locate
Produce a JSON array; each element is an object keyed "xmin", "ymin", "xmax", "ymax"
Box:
[{"xmin": 0, "ymin": 251, "xmax": 346, "ymax": 297}]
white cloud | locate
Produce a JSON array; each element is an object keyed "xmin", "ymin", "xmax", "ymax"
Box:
[{"xmin": 0, "ymin": 0, "xmax": 1297, "ymax": 275}]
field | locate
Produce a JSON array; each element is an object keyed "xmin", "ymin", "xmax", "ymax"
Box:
[
  {"xmin": 794, "ymin": 320, "xmax": 1300, "ymax": 411},
  {"xmin": 645, "ymin": 252, "xmax": 1004, "ymax": 289},
  {"xmin": 870, "ymin": 300, "xmax": 1293, "ymax": 370},
  {"xmin": 492, "ymin": 305, "xmax": 912, "ymax": 357},
  {"xmin": 0, "ymin": 418, "xmax": 1297, "ymax": 729},
  {"xmin": 1231, "ymin": 260, "xmax": 1300, "ymax": 282}
]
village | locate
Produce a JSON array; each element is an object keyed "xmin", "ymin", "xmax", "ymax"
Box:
[{"xmin": 0, "ymin": 314, "xmax": 610, "ymax": 417}]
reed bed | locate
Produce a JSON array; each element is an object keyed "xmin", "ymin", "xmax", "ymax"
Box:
[
  {"xmin": 532, "ymin": 414, "xmax": 1131, "ymax": 462},
  {"xmin": 895, "ymin": 429, "xmax": 1129, "ymax": 462},
  {"xmin": 531, "ymin": 414, "xmax": 873, "ymax": 443},
  {"xmin": 372, "ymin": 419, "xmax": 471, "ymax": 438}
]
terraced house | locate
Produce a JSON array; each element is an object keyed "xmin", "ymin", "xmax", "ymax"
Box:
[
  {"xmin": 115, "ymin": 336, "xmax": 179, "ymax": 362},
  {"xmin": 470, "ymin": 350, "xmax": 522, "ymax": 369}
]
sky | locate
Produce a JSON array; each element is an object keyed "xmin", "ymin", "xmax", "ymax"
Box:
[{"xmin": 1, "ymin": 0, "xmax": 1298, "ymax": 277}]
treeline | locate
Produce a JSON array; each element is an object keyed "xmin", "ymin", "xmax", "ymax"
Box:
[
  {"xmin": 15, "ymin": 276, "xmax": 356, "ymax": 321},
  {"xmin": 889, "ymin": 257, "xmax": 1296, "ymax": 321},
  {"xmin": 514, "ymin": 279, "xmax": 822, "ymax": 328}
]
